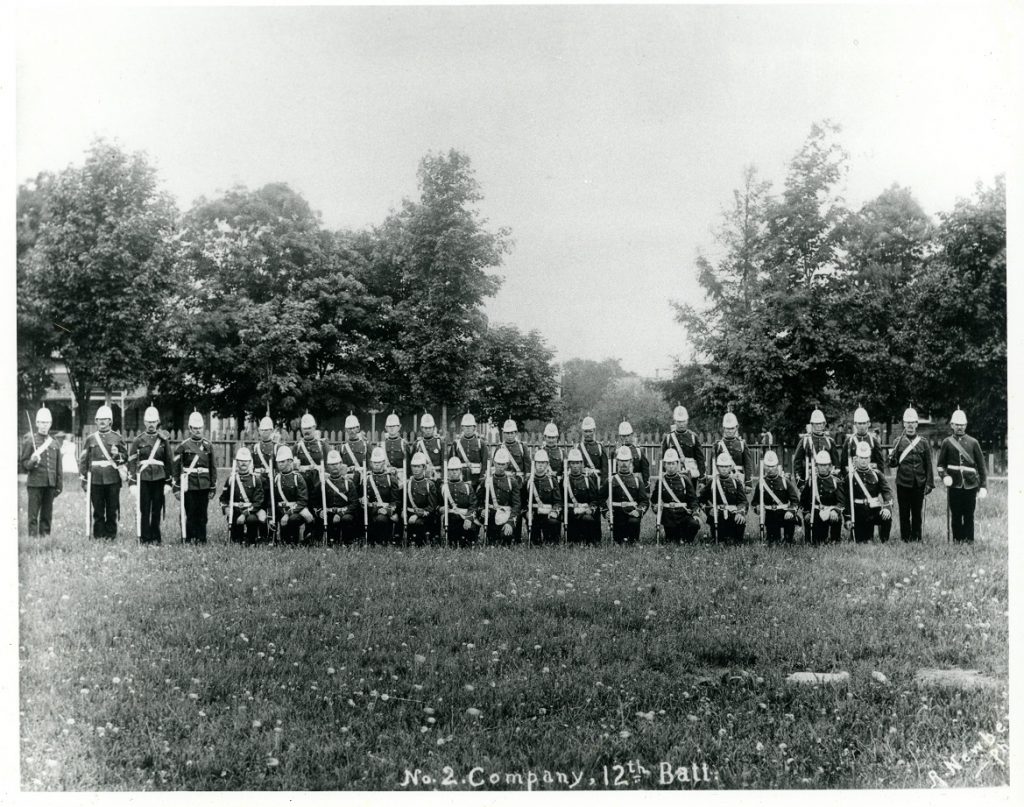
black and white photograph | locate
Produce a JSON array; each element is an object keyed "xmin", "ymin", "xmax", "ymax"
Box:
[{"xmin": 6, "ymin": 0, "xmax": 1020, "ymax": 799}]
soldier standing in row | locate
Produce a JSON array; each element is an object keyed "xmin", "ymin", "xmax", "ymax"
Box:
[
  {"xmin": 341, "ymin": 413, "xmax": 370, "ymax": 472},
  {"xmin": 839, "ymin": 406, "xmax": 884, "ymax": 471},
  {"xmin": 382, "ymin": 413, "xmax": 409, "ymax": 476},
  {"xmin": 220, "ymin": 447, "xmax": 265, "ymax": 544},
  {"xmin": 754, "ymin": 450, "xmax": 800, "ymax": 545},
  {"xmin": 699, "ymin": 452, "xmax": 748, "ymax": 545},
  {"xmin": 414, "ymin": 414, "xmax": 445, "ymax": 481},
  {"xmin": 716, "ymin": 412, "xmax": 752, "ymax": 488},
  {"xmin": 617, "ymin": 421, "xmax": 651, "ymax": 487},
  {"xmin": 526, "ymin": 449, "xmax": 563, "ymax": 546},
  {"xmin": 478, "ymin": 447, "xmax": 522, "ymax": 546},
  {"xmin": 441, "ymin": 457, "xmax": 479, "ymax": 547},
  {"xmin": 800, "ymin": 450, "xmax": 845, "ymax": 545},
  {"xmin": 323, "ymin": 450, "xmax": 363, "ymax": 545},
  {"xmin": 273, "ymin": 445, "xmax": 311, "ymax": 544},
  {"xmin": 365, "ymin": 446, "xmax": 402, "ymax": 545},
  {"xmin": 888, "ymin": 407, "xmax": 934, "ymax": 542},
  {"xmin": 846, "ymin": 441, "xmax": 893, "ymax": 543},
  {"xmin": 541, "ymin": 423, "xmax": 565, "ymax": 477},
  {"xmin": 128, "ymin": 406, "xmax": 172, "ymax": 544},
  {"xmin": 22, "ymin": 406, "xmax": 63, "ymax": 538},
  {"xmin": 578, "ymin": 416, "xmax": 607, "ymax": 482},
  {"xmin": 251, "ymin": 416, "xmax": 278, "ymax": 541},
  {"xmin": 564, "ymin": 447, "xmax": 604, "ymax": 545},
  {"xmin": 405, "ymin": 452, "xmax": 440, "ymax": 546},
  {"xmin": 793, "ymin": 409, "xmax": 839, "ymax": 486},
  {"xmin": 295, "ymin": 413, "xmax": 328, "ymax": 544},
  {"xmin": 172, "ymin": 412, "xmax": 217, "ymax": 544},
  {"xmin": 937, "ymin": 408, "xmax": 988, "ymax": 543},
  {"xmin": 451, "ymin": 413, "xmax": 488, "ymax": 486},
  {"xmin": 662, "ymin": 405, "xmax": 704, "ymax": 480},
  {"xmin": 81, "ymin": 405, "xmax": 128, "ymax": 540},
  {"xmin": 652, "ymin": 448, "xmax": 700, "ymax": 545},
  {"xmin": 607, "ymin": 446, "xmax": 650, "ymax": 545}
]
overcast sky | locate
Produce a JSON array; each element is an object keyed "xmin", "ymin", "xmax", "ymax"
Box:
[{"xmin": 16, "ymin": 3, "xmax": 1019, "ymax": 377}]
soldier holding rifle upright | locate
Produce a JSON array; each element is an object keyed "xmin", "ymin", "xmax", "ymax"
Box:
[
  {"xmin": 937, "ymin": 408, "xmax": 987, "ymax": 544},
  {"xmin": 477, "ymin": 447, "xmax": 522, "ymax": 546},
  {"xmin": 22, "ymin": 406, "xmax": 63, "ymax": 538},
  {"xmin": 651, "ymin": 448, "xmax": 700, "ymax": 545},
  {"xmin": 753, "ymin": 450, "xmax": 800, "ymax": 545},
  {"xmin": 839, "ymin": 406, "xmax": 884, "ymax": 471},
  {"xmin": 323, "ymin": 450, "xmax": 363, "ymax": 545},
  {"xmin": 526, "ymin": 448, "xmax": 563, "ymax": 546},
  {"xmin": 541, "ymin": 423, "xmax": 566, "ymax": 478},
  {"xmin": 171, "ymin": 411, "xmax": 217, "ymax": 544},
  {"xmin": 845, "ymin": 441, "xmax": 894, "ymax": 543},
  {"xmin": 219, "ymin": 446, "xmax": 265, "ymax": 544},
  {"xmin": 80, "ymin": 405, "xmax": 128, "ymax": 541},
  {"xmin": 250, "ymin": 415, "xmax": 278, "ymax": 542},
  {"xmin": 607, "ymin": 445, "xmax": 650, "ymax": 545},
  {"xmin": 661, "ymin": 405, "xmax": 704, "ymax": 483},
  {"xmin": 450, "ymin": 413, "xmax": 488, "ymax": 486},
  {"xmin": 441, "ymin": 457, "xmax": 480, "ymax": 547},
  {"xmin": 799, "ymin": 450, "xmax": 845, "ymax": 545},
  {"xmin": 128, "ymin": 406, "xmax": 172, "ymax": 544},
  {"xmin": 698, "ymin": 452, "xmax": 748, "ymax": 545},
  {"xmin": 414, "ymin": 414, "xmax": 445, "ymax": 481},
  {"xmin": 578, "ymin": 416, "xmax": 607, "ymax": 483},
  {"xmin": 564, "ymin": 448, "xmax": 604, "ymax": 545}
]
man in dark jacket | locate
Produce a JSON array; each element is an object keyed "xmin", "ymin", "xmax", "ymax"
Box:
[
  {"xmin": 21, "ymin": 406, "xmax": 63, "ymax": 537},
  {"xmin": 888, "ymin": 407, "xmax": 934, "ymax": 542},
  {"xmin": 937, "ymin": 408, "xmax": 988, "ymax": 543}
]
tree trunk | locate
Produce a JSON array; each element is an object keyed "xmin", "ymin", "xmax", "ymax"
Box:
[
  {"xmin": 65, "ymin": 364, "xmax": 91, "ymax": 437},
  {"xmin": 441, "ymin": 402, "xmax": 448, "ymax": 436}
]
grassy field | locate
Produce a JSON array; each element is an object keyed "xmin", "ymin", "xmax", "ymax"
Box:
[{"xmin": 18, "ymin": 478, "xmax": 1009, "ymax": 790}]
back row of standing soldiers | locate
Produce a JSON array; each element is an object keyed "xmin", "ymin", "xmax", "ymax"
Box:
[{"xmin": 24, "ymin": 403, "xmax": 987, "ymax": 546}]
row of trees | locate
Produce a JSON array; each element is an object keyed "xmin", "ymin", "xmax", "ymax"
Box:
[
  {"xmin": 661, "ymin": 121, "xmax": 1006, "ymax": 442},
  {"xmin": 17, "ymin": 143, "xmax": 561, "ymax": 434}
]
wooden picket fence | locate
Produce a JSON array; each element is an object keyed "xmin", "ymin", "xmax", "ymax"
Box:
[{"xmin": 64, "ymin": 428, "xmax": 1009, "ymax": 476}]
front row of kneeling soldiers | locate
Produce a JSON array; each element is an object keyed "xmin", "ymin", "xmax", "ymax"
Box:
[{"xmin": 214, "ymin": 438, "xmax": 897, "ymax": 548}]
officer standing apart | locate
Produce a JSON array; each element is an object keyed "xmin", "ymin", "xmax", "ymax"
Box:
[
  {"xmin": 607, "ymin": 445, "xmax": 650, "ymax": 545},
  {"xmin": 846, "ymin": 441, "xmax": 894, "ymax": 543},
  {"xmin": 22, "ymin": 406, "xmax": 63, "ymax": 538},
  {"xmin": 80, "ymin": 405, "xmax": 128, "ymax": 540},
  {"xmin": 888, "ymin": 407, "xmax": 934, "ymax": 542},
  {"xmin": 754, "ymin": 450, "xmax": 800, "ymax": 545},
  {"xmin": 128, "ymin": 406, "xmax": 172, "ymax": 544},
  {"xmin": 652, "ymin": 448, "xmax": 700, "ymax": 544},
  {"xmin": 220, "ymin": 447, "xmax": 265, "ymax": 544},
  {"xmin": 172, "ymin": 411, "xmax": 217, "ymax": 544},
  {"xmin": 937, "ymin": 408, "xmax": 987, "ymax": 543}
]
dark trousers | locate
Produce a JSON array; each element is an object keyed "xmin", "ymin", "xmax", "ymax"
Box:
[
  {"xmin": 304, "ymin": 513, "xmax": 326, "ymax": 545},
  {"xmin": 446, "ymin": 519, "xmax": 480, "ymax": 547},
  {"xmin": 326, "ymin": 511, "xmax": 363, "ymax": 545},
  {"xmin": 852, "ymin": 508, "xmax": 893, "ymax": 543},
  {"xmin": 662, "ymin": 515, "xmax": 701, "ymax": 544},
  {"xmin": 486, "ymin": 514, "xmax": 521, "ymax": 546},
  {"xmin": 807, "ymin": 514, "xmax": 842, "ymax": 545},
  {"xmin": 708, "ymin": 513, "xmax": 745, "ymax": 544},
  {"xmin": 368, "ymin": 514, "xmax": 396, "ymax": 546},
  {"xmin": 278, "ymin": 509, "xmax": 308, "ymax": 544},
  {"xmin": 567, "ymin": 513, "xmax": 602, "ymax": 545},
  {"xmin": 948, "ymin": 488, "xmax": 978, "ymax": 542},
  {"xmin": 27, "ymin": 486, "xmax": 57, "ymax": 536},
  {"xmin": 897, "ymin": 484, "xmax": 926, "ymax": 542},
  {"xmin": 91, "ymin": 483, "xmax": 120, "ymax": 539},
  {"xmin": 406, "ymin": 514, "xmax": 439, "ymax": 546},
  {"xmin": 611, "ymin": 513, "xmax": 642, "ymax": 545},
  {"xmin": 228, "ymin": 512, "xmax": 262, "ymax": 544},
  {"xmin": 529, "ymin": 517, "xmax": 563, "ymax": 545},
  {"xmin": 139, "ymin": 480, "xmax": 167, "ymax": 544},
  {"xmin": 184, "ymin": 490, "xmax": 209, "ymax": 543},
  {"xmin": 763, "ymin": 511, "xmax": 796, "ymax": 544}
]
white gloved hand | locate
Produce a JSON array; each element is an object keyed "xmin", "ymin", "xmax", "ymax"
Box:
[
  {"xmin": 943, "ymin": 475, "xmax": 953, "ymax": 487},
  {"xmin": 979, "ymin": 487, "xmax": 988, "ymax": 499}
]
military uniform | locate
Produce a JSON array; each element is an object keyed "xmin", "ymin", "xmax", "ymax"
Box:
[
  {"xmin": 341, "ymin": 435, "xmax": 370, "ymax": 473},
  {"xmin": 172, "ymin": 435, "xmax": 217, "ymax": 543},
  {"xmin": 607, "ymin": 469, "xmax": 650, "ymax": 545},
  {"xmin": 274, "ymin": 468, "xmax": 309, "ymax": 545},
  {"xmin": 413, "ymin": 434, "xmax": 446, "ymax": 480},
  {"xmin": 441, "ymin": 477, "xmax": 480, "ymax": 547},
  {"xmin": 405, "ymin": 475, "xmax": 440, "ymax": 546},
  {"xmin": 699, "ymin": 474, "xmax": 749, "ymax": 544},
  {"xmin": 662, "ymin": 428, "xmax": 705, "ymax": 479},
  {"xmin": 382, "ymin": 435, "xmax": 411, "ymax": 476},
  {"xmin": 542, "ymin": 444, "xmax": 566, "ymax": 478},
  {"xmin": 888, "ymin": 431, "xmax": 934, "ymax": 542},
  {"xmin": 937, "ymin": 432, "xmax": 987, "ymax": 543},
  {"xmin": 793, "ymin": 433, "xmax": 839, "ymax": 487},
  {"xmin": 21, "ymin": 429, "xmax": 63, "ymax": 537},
  {"xmin": 220, "ymin": 469, "xmax": 265, "ymax": 544},
  {"xmin": 619, "ymin": 444, "xmax": 651, "ymax": 487},
  {"xmin": 578, "ymin": 438, "xmax": 608, "ymax": 481},
  {"xmin": 295, "ymin": 435, "xmax": 329, "ymax": 544},
  {"xmin": 846, "ymin": 466, "xmax": 894, "ymax": 543},
  {"xmin": 714, "ymin": 434, "xmax": 754, "ymax": 486},
  {"xmin": 128, "ymin": 430, "xmax": 172, "ymax": 544},
  {"xmin": 799, "ymin": 472, "xmax": 847, "ymax": 545},
  {"xmin": 323, "ymin": 470, "xmax": 363, "ymax": 545},
  {"xmin": 476, "ymin": 472, "xmax": 522, "ymax": 546},
  {"xmin": 526, "ymin": 471, "xmax": 563, "ymax": 545},
  {"xmin": 565, "ymin": 471, "xmax": 604, "ymax": 545},
  {"xmin": 652, "ymin": 470, "xmax": 700, "ymax": 544},
  {"xmin": 251, "ymin": 437, "xmax": 279, "ymax": 540},
  {"xmin": 839, "ymin": 432, "xmax": 884, "ymax": 472},
  {"xmin": 365, "ymin": 468, "xmax": 402, "ymax": 546},
  {"xmin": 80, "ymin": 429, "xmax": 128, "ymax": 540},
  {"xmin": 754, "ymin": 470, "xmax": 800, "ymax": 544},
  {"xmin": 450, "ymin": 433, "xmax": 489, "ymax": 485}
]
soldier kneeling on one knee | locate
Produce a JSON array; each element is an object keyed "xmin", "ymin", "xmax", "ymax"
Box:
[
  {"xmin": 845, "ymin": 440, "xmax": 894, "ymax": 543},
  {"xmin": 221, "ymin": 446, "xmax": 266, "ymax": 544},
  {"xmin": 322, "ymin": 450, "xmax": 362, "ymax": 544},
  {"xmin": 274, "ymin": 446, "xmax": 313, "ymax": 544}
]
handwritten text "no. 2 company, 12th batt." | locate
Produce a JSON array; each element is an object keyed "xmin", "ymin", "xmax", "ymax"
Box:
[{"xmin": 399, "ymin": 761, "xmax": 717, "ymax": 789}]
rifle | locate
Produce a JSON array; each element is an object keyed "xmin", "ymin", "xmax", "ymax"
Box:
[
  {"xmin": 402, "ymin": 457, "xmax": 409, "ymax": 547},
  {"xmin": 655, "ymin": 461, "xmax": 664, "ymax": 545},
  {"xmin": 267, "ymin": 452, "xmax": 277, "ymax": 544},
  {"xmin": 319, "ymin": 447, "xmax": 328, "ymax": 544},
  {"xmin": 711, "ymin": 471, "xmax": 719, "ymax": 544},
  {"xmin": 810, "ymin": 459, "xmax": 818, "ymax": 541},
  {"xmin": 227, "ymin": 460, "xmax": 236, "ymax": 536},
  {"xmin": 84, "ymin": 433, "xmax": 93, "ymax": 538},
  {"xmin": 758, "ymin": 457, "xmax": 766, "ymax": 544},
  {"xmin": 362, "ymin": 462, "xmax": 369, "ymax": 547},
  {"xmin": 441, "ymin": 474, "xmax": 450, "ymax": 548},
  {"xmin": 526, "ymin": 469, "xmax": 535, "ymax": 548},
  {"xmin": 26, "ymin": 411, "xmax": 38, "ymax": 454},
  {"xmin": 847, "ymin": 460, "xmax": 856, "ymax": 541},
  {"xmin": 606, "ymin": 457, "xmax": 613, "ymax": 545},
  {"xmin": 482, "ymin": 466, "xmax": 491, "ymax": 547}
]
